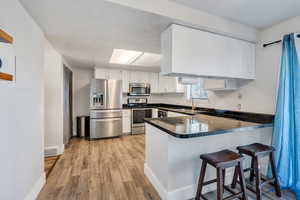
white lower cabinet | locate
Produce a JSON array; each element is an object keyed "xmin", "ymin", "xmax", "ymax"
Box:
[
  {"xmin": 152, "ymin": 108, "xmax": 158, "ymax": 118},
  {"xmin": 122, "ymin": 109, "xmax": 131, "ymax": 134}
]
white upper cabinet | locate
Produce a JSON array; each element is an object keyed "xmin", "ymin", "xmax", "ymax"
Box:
[
  {"xmin": 148, "ymin": 72, "xmax": 159, "ymax": 93},
  {"xmin": 94, "ymin": 68, "xmax": 184, "ymax": 94},
  {"xmin": 130, "ymin": 71, "xmax": 149, "ymax": 83},
  {"xmin": 94, "ymin": 68, "xmax": 109, "ymax": 79},
  {"xmin": 122, "ymin": 70, "xmax": 130, "ymax": 93},
  {"xmin": 159, "ymin": 74, "xmax": 184, "ymax": 93},
  {"xmin": 94, "ymin": 68, "xmax": 122, "ymax": 80},
  {"xmin": 203, "ymin": 79, "xmax": 237, "ymax": 91},
  {"xmin": 161, "ymin": 24, "xmax": 256, "ymax": 80},
  {"xmin": 108, "ymin": 69, "xmax": 122, "ymax": 80}
]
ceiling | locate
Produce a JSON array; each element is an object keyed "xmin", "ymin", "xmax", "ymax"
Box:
[
  {"xmin": 171, "ymin": 0, "xmax": 300, "ymax": 28},
  {"xmin": 19, "ymin": 0, "xmax": 300, "ymax": 69},
  {"xmin": 19, "ymin": 0, "xmax": 171, "ymax": 70}
]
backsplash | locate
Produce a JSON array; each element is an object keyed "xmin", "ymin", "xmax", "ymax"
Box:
[{"xmin": 123, "ymin": 90, "xmax": 272, "ymax": 115}]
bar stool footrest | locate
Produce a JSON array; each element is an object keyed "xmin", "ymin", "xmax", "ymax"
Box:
[
  {"xmin": 224, "ymin": 186, "xmax": 244, "ymax": 200},
  {"xmin": 203, "ymin": 179, "xmax": 217, "ymax": 186}
]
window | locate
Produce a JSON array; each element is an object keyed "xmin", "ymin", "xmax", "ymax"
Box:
[{"xmin": 186, "ymin": 79, "xmax": 208, "ymax": 99}]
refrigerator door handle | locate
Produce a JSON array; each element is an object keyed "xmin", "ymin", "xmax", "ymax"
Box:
[
  {"xmin": 92, "ymin": 110, "xmax": 122, "ymax": 113},
  {"xmin": 92, "ymin": 118, "xmax": 121, "ymax": 122}
]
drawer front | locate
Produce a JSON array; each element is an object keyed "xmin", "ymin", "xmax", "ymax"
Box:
[
  {"xmin": 122, "ymin": 109, "xmax": 131, "ymax": 117},
  {"xmin": 90, "ymin": 110, "xmax": 122, "ymax": 119},
  {"xmin": 90, "ymin": 118, "xmax": 122, "ymax": 139}
]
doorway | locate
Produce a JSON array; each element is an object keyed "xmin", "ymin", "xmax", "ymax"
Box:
[{"xmin": 63, "ymin": 65, "xmax": 73, "ymax": 146}]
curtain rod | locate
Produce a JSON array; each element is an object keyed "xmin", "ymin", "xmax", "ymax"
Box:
[{"xmin": 263, "ymin": 34, "xmax": 300, "ymax": 48}]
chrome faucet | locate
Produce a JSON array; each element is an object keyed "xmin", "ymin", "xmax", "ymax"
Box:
[{"xmin": 191, "ymin": 98, "xmax": 196, "ymax": 111}]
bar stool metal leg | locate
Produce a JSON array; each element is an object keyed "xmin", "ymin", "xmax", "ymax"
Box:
[
  {"xmin": 231, "ymin": 166, "xmax": 238, "ymax": 189},
  {"xmin": 217, "ymin": 168, "xmax": 224, "ymax": 200},
  {"xmin": 196, "ymin": 161, "xmax": 207, "ymax": 200},
  {"xmin": 222, "ymin": 169, "xmax": 226, "ymax": 193},
  {"xmin": 253, "ymin": 157, "xmax": 262, "ymax": 200},
  {"xmin": 237, "ymin": 161, "xmax": 248, "ymax": 200},
  {"xmin": 249, "ymin": 158, "xmax": 255, "ymax": 182},
  {"xmin": 270, "ymin": 152, "xmax": 282, "ymax": 197}
]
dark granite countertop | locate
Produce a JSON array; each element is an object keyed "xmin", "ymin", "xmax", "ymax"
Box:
[
  {"xmin": 155, "ymin": 107, "xmax": 201, "ymax": 115},
  {"xmin": 123, "ymin": 103, "xmax": 274, "ymax": 124},
  {"xmin": 144, "ymin": 114, "xmax": 273, "ymax": 138}
]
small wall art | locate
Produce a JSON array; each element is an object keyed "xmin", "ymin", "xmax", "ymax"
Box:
[{"xmin": 0, "ymin": 29, "xmax": 15, "ymax": 82}]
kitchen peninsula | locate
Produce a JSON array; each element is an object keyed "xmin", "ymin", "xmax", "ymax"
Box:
[{"xmin": 144, "ymin": 113, "xmax": 273, "ymax": 200}]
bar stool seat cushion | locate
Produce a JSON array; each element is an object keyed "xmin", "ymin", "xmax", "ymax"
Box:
[
  {"xmin": 200, "ymin": 149, "xmax": 243, "ymax": 167},
  {"xmin": 237, "ymin": 143, "xmax": 275, "ymax": 157}
]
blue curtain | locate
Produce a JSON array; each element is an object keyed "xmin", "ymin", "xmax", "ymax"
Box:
[{"xmin": 272, "ymin": 33, "xmax": 300, "ymax": 199}]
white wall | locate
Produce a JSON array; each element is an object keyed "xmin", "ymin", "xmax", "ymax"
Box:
[
  {"xmin": 0, "ymin": 0, "xmax": 45, "ymax": 199},
  {"xmin": 44, "ymin": 39, "xmax": 64, "ymax": 155},
  {"xmin": 72, "ymin": 67, "xmax": 93, "ymax": 135}
]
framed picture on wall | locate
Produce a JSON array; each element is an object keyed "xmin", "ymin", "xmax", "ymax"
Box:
[{"xmin": 0, "ymin": 29, "xmax": 15, "ymax": 82}]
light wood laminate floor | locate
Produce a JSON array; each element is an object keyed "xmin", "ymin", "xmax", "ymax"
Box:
[
  {"xmin": 38, "ymin": 135, "xmax": 160, "ymax": 200},
  {"xmin": 45, "ymin": 156, "xmax": 60, "ymax": 178},
  {"xmin": 38, "ymin": 135, "xmax": 296, "ymax": 200}
]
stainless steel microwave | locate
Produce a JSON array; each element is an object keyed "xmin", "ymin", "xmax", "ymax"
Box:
[{"xmin": 128, "ymin": 83, "xmax": 151, "ymax": 96}]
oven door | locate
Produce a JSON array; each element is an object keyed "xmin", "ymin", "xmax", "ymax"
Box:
[{"xmin": 131, "ymin": 109, "xmax": 152, "ymax": 134}]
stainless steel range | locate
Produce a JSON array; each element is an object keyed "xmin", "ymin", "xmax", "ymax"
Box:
[
  {"xmin": 89, "ymin": 79, "xmax": 122, "ymax": 139},
  {"xmin": 128, "ymin": 98, "xmax": 152, "ymax": 134}
]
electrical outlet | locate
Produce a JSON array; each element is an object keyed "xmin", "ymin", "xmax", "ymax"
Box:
[
  {"xmin": 237, "ymin": 104, "xmax": 242, "ymax": 110},
  {"xmin": 238, "ymin": 93, "xmax": 242, "ymax": 99}
]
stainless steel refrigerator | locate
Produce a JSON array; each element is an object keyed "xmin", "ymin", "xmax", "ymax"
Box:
[{"xmin": 89, "ymin": 79, "xmax": 123, "ymax": 139}]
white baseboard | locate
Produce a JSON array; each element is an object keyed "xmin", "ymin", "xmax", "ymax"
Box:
[
  {"xmin": 45, "ymin": 144, "xmax": 64, "ymax": 157},
  {"xmin": 58, "ymin": 144, "xmax": 64, "ymax": 155},
  {"xmin": 144, "ymin": 163, "xmax": 168, "ymax": 199},
  {"xmin": 24, "ymin": 172, "xmax": 46, "ymax": 200},
  {"xmin": 144, "ymin": 163, "xmax": 233, "ymax": 200}
]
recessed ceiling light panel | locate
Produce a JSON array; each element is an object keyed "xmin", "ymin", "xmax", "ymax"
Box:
[
  {"xmin": 109, "ymin": 49, "xmax": 143, "ymax": 65},
  {"xmin": 132, "ymin": 53, "xmax": 161, "ymax": 67}
]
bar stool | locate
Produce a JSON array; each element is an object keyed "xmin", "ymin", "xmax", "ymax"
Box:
[
  {"xmin": 196, "ymin": 149, "xmax": 248, "ymax": 200},
  {"xmin": 231, "ymin": 143, "xmax": 282, "ymax": 200}
]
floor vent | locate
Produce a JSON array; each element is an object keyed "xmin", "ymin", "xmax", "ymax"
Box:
[{"xmin": 44, "ymin": 147, "xmax": 58, "ymax": 157}]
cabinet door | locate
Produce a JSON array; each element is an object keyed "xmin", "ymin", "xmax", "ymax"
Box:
[
  {"xmin": 108, "ymin": 69, "xmax": 122, "ymax": 80},
  {"xmin": 95, "ymin": 68, "xmax": 109, "ymax": 79},
  {"xmin": 161, "ymin": 24, "xmax": 255, "ymax": 79},
  {"xmin": 152, "ymin": 109, "xmax": 158, "ymax": 118},
  {"xmin": 148, "ymin": 72, "xmax": 159, "ymax": 93},
  {"xmin": 122, "ymin": 70, "xmax": 130, "ymax": 93},
  {"xmin": 122, "ymin": 110, "xmax": 131, "ymax": 133},
  {"xmin": 130, "ymin": 71, "xmax": 142, "ymax": 83},
  {"xmin": 130, "ymin": 71, "xmax": 149, "ymax": 83},
  {"xmin": 158, "ymin": 75, "xmax": 184, "ymax": 93}
]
